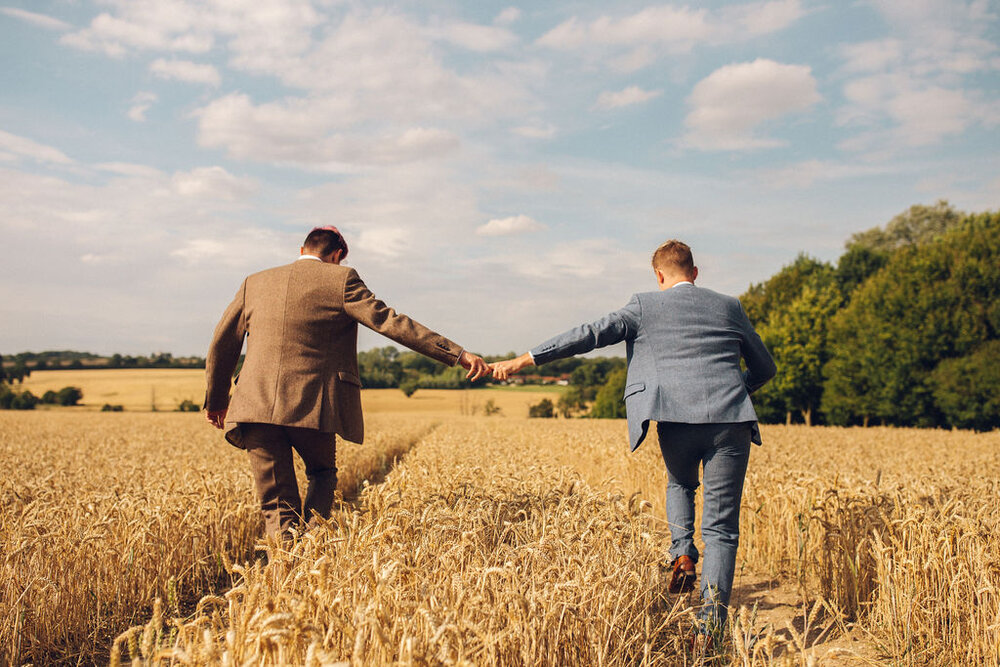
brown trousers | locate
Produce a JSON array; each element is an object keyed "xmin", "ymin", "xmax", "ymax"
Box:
[{"xmin": 240, "ymin": 423, "xmax": 337, "ymax": 537}]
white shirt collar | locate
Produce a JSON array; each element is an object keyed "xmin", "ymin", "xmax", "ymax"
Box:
[
  {"xmin": 297, "ymin": 254, "xmax": 322, "ymax": 261},
  {"xmin": 671, "ymin": 281, "xmax": 694, "ymax": 288}
]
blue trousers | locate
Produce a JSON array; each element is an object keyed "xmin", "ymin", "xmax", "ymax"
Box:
[{"xmin": 657, "ymin": 421, "xmax": 753, "ymax": 629}]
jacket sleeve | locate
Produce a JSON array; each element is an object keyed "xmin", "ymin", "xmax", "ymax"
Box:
[
  {"xmin": 737, "ymin": 300, "xmax": 777, "ymax": 394},
  {"xmin": 204, "ymin": 279, "xmax": 248, "ymax": 410},
  {"xmin": 530, "ymin": 294, "xmax": 642, "ymax": 366},
  {"xmin": 343, "ymin": 269, "xmax": 462, "ymax": 366}
]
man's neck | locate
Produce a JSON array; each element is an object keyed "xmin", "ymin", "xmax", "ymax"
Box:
[{"xmin": 660, "ymin": 276, "xmax": 694, "ymax": 290}]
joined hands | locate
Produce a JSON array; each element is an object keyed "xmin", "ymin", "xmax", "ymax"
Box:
[
  {"xmin": 459, "ymin": 350, "xmax": 491, "ymax": 381},
  {"xmin": 489, "ymin": 352, "xmax": 534, "ymax": 381},
  {"xmin": 461, "ymin": 351, "xmax": 535, "ymax": 382}
]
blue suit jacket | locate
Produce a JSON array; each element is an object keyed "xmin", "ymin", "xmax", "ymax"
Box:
[{"xmin": 530, "ymin": 284, "xmax": 776, "ymax": 451}]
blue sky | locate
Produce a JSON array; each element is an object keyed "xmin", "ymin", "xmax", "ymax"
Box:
[{"xmin": 1, "ymin": 0, "xmax": 998, "ymax": 357}]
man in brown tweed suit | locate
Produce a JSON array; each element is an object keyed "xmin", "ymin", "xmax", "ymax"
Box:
[{"xmin": 205, "ymin": 226, "xmax": 490, "ymax": 537}]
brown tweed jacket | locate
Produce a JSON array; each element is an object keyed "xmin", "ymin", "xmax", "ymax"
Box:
[{"xmin": 205, "ymin": 259, "xmax": 462, "ymax": 447}]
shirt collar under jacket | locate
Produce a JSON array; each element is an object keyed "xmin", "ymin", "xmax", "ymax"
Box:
[
  {"xmin": 672, "ymin": 281, "xmax": 694, "ymax": 288},
  {"xmin": 297, "ymin": 254, "xmax": 323, "ymax": 261}
]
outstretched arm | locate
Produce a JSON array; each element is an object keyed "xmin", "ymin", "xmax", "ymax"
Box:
[
  {"xmin": 491, "ymin": 295, "xmax": 641, "ymax": 379},
  {"xmin": 344, "ymin": 269, "xmax": 489, "ymax": 380}
]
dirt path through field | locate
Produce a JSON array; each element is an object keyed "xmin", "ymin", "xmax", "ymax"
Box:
[{"xmin": 727, "ymin": 574, "xmax": 884, "ymax": 664}]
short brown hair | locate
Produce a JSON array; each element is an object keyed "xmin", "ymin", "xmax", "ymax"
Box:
[
  {"xmin": 303, "ymin": 228, "xmax": 347, "ymax": 258},
  {"xmin": 652, "ymin": 240, "xmax": 694, "ymax": 276}
]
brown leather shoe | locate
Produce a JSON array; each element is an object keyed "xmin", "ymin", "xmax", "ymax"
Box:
[{"xmin": 668, "ymin": 555, "xmax": 697, "ymax": 594}]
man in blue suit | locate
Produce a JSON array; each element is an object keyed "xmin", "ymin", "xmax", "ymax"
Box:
[{"xmin": 491, "ymin": 240, "xmax": 776, "ymax": 635}]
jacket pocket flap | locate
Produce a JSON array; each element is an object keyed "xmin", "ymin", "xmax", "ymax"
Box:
[
  {"xmin": 623, "ymin": 382, "xmax": 645, "ymax": 399},
  {"xmin": 337, "ymin": 371, "xmax": 362, "ymax": 386}
]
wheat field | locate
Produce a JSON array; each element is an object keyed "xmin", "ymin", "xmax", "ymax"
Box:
[{"xmin": 2, "ymin": 405, "xmax": 999, "ymax": 665}]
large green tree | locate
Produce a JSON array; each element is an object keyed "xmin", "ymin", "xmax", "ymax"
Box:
[
  {"xmin": 740, "ymin": 254, "xmax": 833, "ymax": 423},
  {"xmin": 847, "ymin": 200, "xmax": 963, "ymax": 252},
  {"xmin": 741, "ymin": 254, "xmax": 831, "ymax": 328},
  {"xmin": 822, "ymin": 212, "xmax": 1000, "ymax": 427},
  {"xmin": 357, "ymin": 346, "xmax": 403, "ymax": 388},
  {"xmin": 930, "ymin": 340, "xmax": 1000, "ymax": 431},
  {"xmin": 589, "ymin": 368, "xmax": 627, "ymax": 419},
  {"xmin": 834, "ymin": 244, "xmax": 888, "ymax": 298},
  {"xmin": 759, "ymin": 274, "xmax": 843, "ymax": 425}
]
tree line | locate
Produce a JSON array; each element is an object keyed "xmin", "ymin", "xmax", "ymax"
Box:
[
  {"xmin": 744, "ymin": 201, "xmax": 999, "ymax": 430},
  {"xmin": 0, "ymin": 357, "xmax": 84, "ymax": 410},
  {"xmin": 1, "ymin": 351, "xmax": 206, "ymax": 371}
]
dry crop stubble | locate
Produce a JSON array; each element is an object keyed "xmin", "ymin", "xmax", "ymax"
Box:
[
  {"xmin": 115, "ymin": 419, "xmax": 694, "ymax": 665},
  {"xmin": 126, "ymin": 420, "xmax": 1000, "ymax": 665},
  {"xmin": 0, "ymin": 411, "xmax": 436, "ymax": 665},
  {"xmin": 5, "ymin": 408, "xmax": 1000, "ymax": 665},
  {"xmin": 553, "ymin": 421, "xmax": 1000, "ymax": 664}
]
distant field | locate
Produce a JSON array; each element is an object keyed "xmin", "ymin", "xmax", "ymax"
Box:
[
  {"xmin": 21, "ymin": 369, "xmax": 205, "ymax": 411},
  {"xmin": 19, "ymin": 369, "xmax": 561, "ymax": 417}
]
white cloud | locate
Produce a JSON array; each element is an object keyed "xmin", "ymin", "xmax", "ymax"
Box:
[
  {"xmin": 431, "ymin": 21, "xmax": 517, "ymax": 52},
  {"xmin": 494, "ymin": 7, "xmax": 522, "ymax": 26},
  {"xmin": 595, "ymin": 85, "xmax": 662, "ymax": 110},
  {"xmin": 719, "ymin": 0, "xmax": 805, "ymax": 37},
  {"xmin": 507, "ymin": 239, "xmax": 647, "ymax": 280},
  {"xmin": 681, "ymin": 59, "xmax": 820, "ymax": 151},
  {"xmin": 127, "ymin": 91, "xmax": 158, "ymax": 122},
  {"xmin": 170, "ymin": 238, "xmax": 228, "ymax": 262},
  {"xmin": 835, "ymin": 0, "xmax": 1000, "ymax": 154},
  {"xmin": 194, "ymin": 93, "xmax": 461, "ymax": 167},
  {"xmin": 840, "ymin": 39, "xmax": 904, "ymax": 73},
  {"xmin": 0, "ymin": 7, "xmax": 72, "ymax": 31},
  {"xmin": 751, "ymin": 159, "xmax": 909, "ymax": 189},
  {"xmin": 537, "ymin": 1, "xmax": 803, "ymax": 64},
  {"xmin": 476, "ymin": 215, "xmax": 545, "ymax": 236},
  {"xmin": 257, "ymin": 10, "xmax": 530, "ymax": 107},
  {"xmin": 59, "ymin": 0, "xmax": 320, "ymax": 59},
  {"xmin": 488, "ymin": 164, "xmax": 562, "ymax": 193},
  {"xmin": 0, "ymin": 161, "xmax": 290, "ymax": 293},
  {"xmin": 172, "ymin": 166, "xmax": 257, "ymax": 200},
  {"xmin": 0, "ymin": 130, "xmax": 74, "ymax": 165},
  {"xmin": 185, "ymin": 10, "xmax": 530, "ymax": 167},
  {"xmin": 96, "ymin": 162, "xmax": 164, "ymax": 178},
  {"xmin": 885, "ymin": 86, "xmax": 976, "ymax": 145},
  {"xmin": 511, "ymin": 123, "xmax": 557, "ymax": 139},
  {"xmin": 150, "ymin": 58, "xmax": 221, "ymax": 86},
  {"xmin": 837, "ymin": 72, "xmax": 990, "ymax": 152},
  {"xmin": 60, "ymin": 4, "xmax": 537, "ymax": 170},
  {"xmin": 610, "ymin": 47, "xmax": 657, "ymax": 73},
  {"xmin": 61, "ymin": 10, "xmax": 212, "ymax": 57},
  {"xmin": 292, "ymin": 162, "xmax": 482, "ymax": 263},
  {"xmin": 354, "ymin": 227, "xmax": 411, "ymax": 259},
  {"xmin": 537, "ymin": 8, "xmax": 711, "ymax": 52}
]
